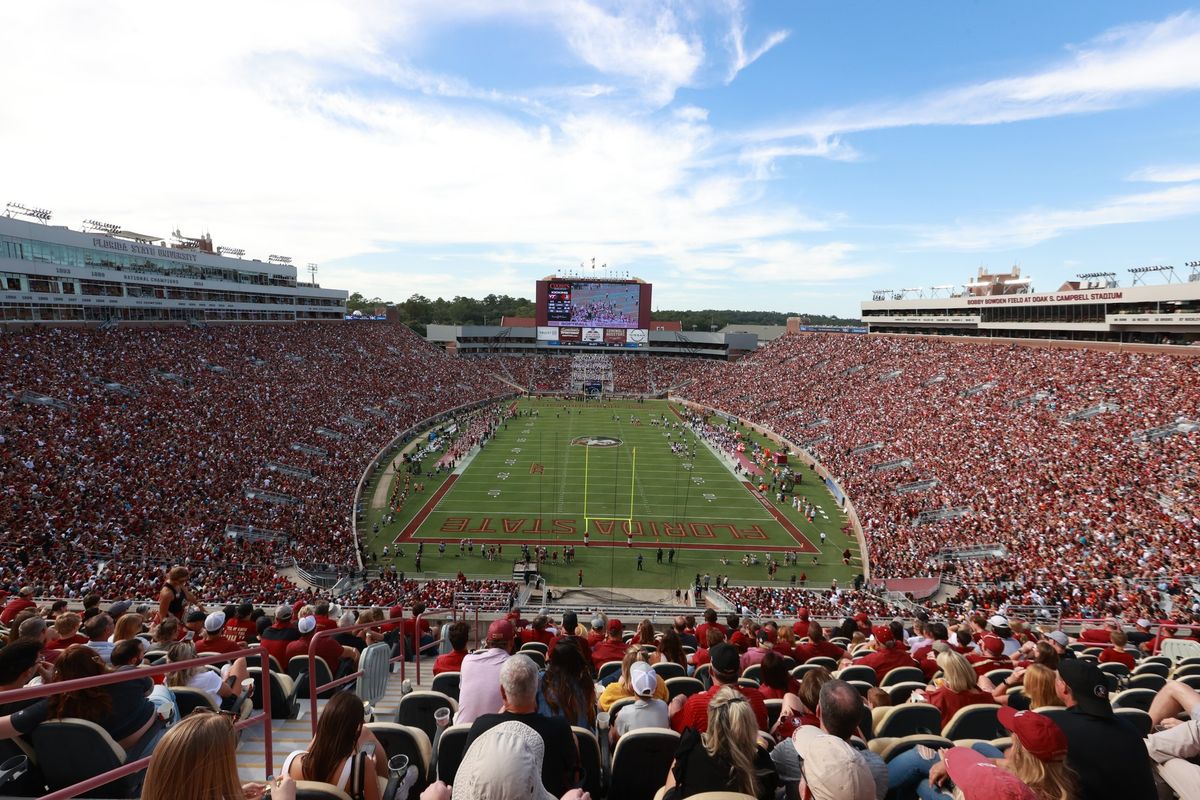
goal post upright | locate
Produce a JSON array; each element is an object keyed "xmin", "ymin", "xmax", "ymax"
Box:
[{"xmin": 582, "ymin": 443, "xmax": 636, "ymax": 535}]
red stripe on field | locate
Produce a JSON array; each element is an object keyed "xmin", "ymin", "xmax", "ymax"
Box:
[
  {"xmin": 396, "ymin": 474, "xmax": 459, "ymax": 540},
  {"xmin": 741, "ymin": 480, "xmax": 820, "ymax": 553}
]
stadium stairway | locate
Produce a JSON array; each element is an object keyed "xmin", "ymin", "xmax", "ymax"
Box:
[{"xmin": 234, "ymin": 656, "xmax": 432, "ymax": 782}]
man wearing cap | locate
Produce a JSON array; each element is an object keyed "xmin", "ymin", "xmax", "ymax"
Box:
[
  {"xmin": 1127, "ymin": 618, "xmax": 1154, "ymax": 648},
  {"xmin": 612, "ymin": 662, "xmax": 669, "ymax": 744},
  {"xmin": 259, "ymin": 605, "xmax": 300, "ymax": 669},
  {"xmin": 285, "ymin": 615, "xmax": 359, "ymax": 679},
  {"xmin": 195, "ymin": 612, "xmax": 240, "ymax": 655},
  {"xmin": 669, "ymin": 643, "xmax": 769, "ymax": 733},
  {"xmin": 1054, "ymin": 659, "xmax": 1156, "ymax": 799},
  {"xmin": 846, "ymin": 622, "xmax": 917, "ymax": 684},
  {"xmin": 0, "ymin": 588, "xmax": 37, "ymax": 626},
  {"xmin": 939, "ymin": 747, "xmax": 1037, "ymax": 800},
  {"xmin": 590, "ymin": 619, "xmax": 629, "ymax": 673},
  {"xmin": 464, "ymin": 654, "xmax": 580, "ymax": 797},
  {"xmin": 966, "ymin": 634, "xmax": 1011, "ymax": 679},
  {"xmin": 586, "ymin": 615, "xmax": 606, "ymax": 647},
  {"xmin": 1041, "ymin": 629, "xmax": 1074, "ymax": 662},
  {"xmin": 456, "ymin": 619, "xmax": 515, "ymax": 725},
  {"xmin": 987, "ymin": 615, "xmax": 1020, "ymax": 657},
  {"xmin": 773, "ymin": 680, "xmax": 884, "ymax": 800}
]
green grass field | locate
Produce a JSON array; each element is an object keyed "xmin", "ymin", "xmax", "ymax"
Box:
[{"xmin": 361, "ymin": 398, "xmax": 862, "ymax": 591}]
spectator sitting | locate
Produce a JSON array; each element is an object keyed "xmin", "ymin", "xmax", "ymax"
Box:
[
  {"xmin": 166, "ymin": 642, "xmax": 251, "ymax": 712},
  {"xmin": 695, "ymin": 608, "xmax": 725, "ymax": 647},
  {"xmin": 464, "ymin": 654, "xmax": 581, "ymax": 798},
  {"xmin": 0, "ymin": 587, "xmax": 36, "ymax": 626},
  {"xmin": 965, "ymin": 634, "xmax": 1011, "ymax": 678},
  {"xmin": 333, "ymin": 612, "xmax": 368, "ymax": 653},
  {"xmin": 866, "ymin": 687, "xmax": 892, "ymax": 710},
  {"xmin": 691, "ymin": 626, "xmax": 725, "ymax": 672},
  {"xmin": 112, "ymin": 613, "xmax": 145, "ymax": 643},
  {"xmin": 548, "ymin": 611, "xmax": 592, "ymax": 674},
  {"xmin": 847, "ymin": 622, "xmax": 917, "ymax": 683},
  {"xmin": 631, "ymin": 619, "xmax": 656, "ymax": 646},
  {"xmin": 456, "ymin": 619, "xmax": 514, "ymax": 725},
  {"xmin": 924, "ymin": 650, "xmax": 997, "ymax": 729},
  {"xmin": 433, "ymin": 621, "xmax": 470, "ymax": 675},
  {"xmin": 224, "ymin": 603, "xmax": 256, "ymax": 644},
  {"xmin": 757, "ymin": 650, "xmax": 800, "ymax": 700},
  {"xmin": 586, "ymin": 615, "xmax": 605, "ymax": 647},
  {"xmin": 590, "ymin": 618, "xmax": 629, "ymax": 674},
  {"xmin": 650, "ymin": 629, "xmax": 688, "ymax": 670},
  {"xmin": 661, "ymin": 686, "xmax": 777, "ymax": 800},
  {"xmin": 312, "ymin": 602, "xmax": 338, "ymax": 633},
  {"xmin": 669, "ymin": 642, "xmax": 769, "ymax": 733},
  {"xmin": 402, "ymin": 602, "xmax": 434, "ymax": 660},
  {"xmin": 773, "ymin": 679, "xmax": 881, "ymax": 800},
  {"xmin": 521, "ymin": 615, "xmax": 555, "ymax": 647},
  {"xmin": 258, "ymin": 605, "xmax": 299, "ymax": 669},
  {"xmin": 991, "ymin": 663, "xmax": 1062, "ymax": 711},
  {"xmin": 1097, "ymin": 629, "xmax": 1135, "ymax": 669},
  {"xmin": 797, "ymin": 621, "xmax": 846, "ymax": 662},
  {"xmin": 611, "ymin": 662, "xmax": 669, "ymax": 745},
  {"xmin": 674, "ymin": 616, "xmax": 699, "ymax": 650},
  {"xmin": 1042, "ymin": 630, "xmax": 1075, "ymax": 662},
  {"xmin": 142, "ymin": 710, "xmax": 295, "ymax": 800},
  {"xmin": 47, "ymin": 612, "xmax": 87, "ymax": 650},
  {"xmin": 150, "ymin": 617, "xmax": 183, "ymax": 652},
  {"xmin": 537, "ymin": 641, "xmax": 597, "ymax": 731},
  {"xmin": 1054, "ymin": 659, "xmax": 1156, "ymax": 800},
  {"xmin": 598, "ymin": 648, "xmax": 669, "ymax": 712},
  {"xmin": 0, "ymin": 639, "xmax": 52, "ymax": 715},
  {"xmin": 16, "ymin": 617, "xmax": 56, "ymax": 663},
  {"xmin": 285, "ymin": 616, "xmax": 359, "ymax": 677},
  {"xmin": 283, "ymin": 692, "xmax": 389, "ymax": 800},
  {"xmin": 740, "ymin": 630, "xmax": 774, "ymax": 672},
  {"xmin": 0, "ymin": 644, "xmax": 162, "ymax": 756},
  {"xmin": 184, "ymin": 610, "xmax": 208, "ymax": 641},
  {"xmin": 1144, "ymin": 679, "xmax": 1200, "ymax": 797},
  {"xmin": 84, "ymin": 613, "xmax": 116, "ymax": 664},
  {"xmin": 196, "ymin": 612, "xmax": 241, "ymax": 655}
]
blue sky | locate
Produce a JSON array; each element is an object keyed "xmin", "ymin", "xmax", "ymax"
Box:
[{"xmin": 3, "ymin": 2, "xmax": 1200, "ymax": 318}]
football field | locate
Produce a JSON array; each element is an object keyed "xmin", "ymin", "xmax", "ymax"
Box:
[{"xmin": 364, "ymin": 397, "xmax": 862, "ymax": 591}]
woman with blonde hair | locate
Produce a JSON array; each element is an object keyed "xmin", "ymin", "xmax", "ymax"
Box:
[
  {"xmin": 597, "ymin": 646, "xmax": 668, "ymax": 711},
  {"xmin": 661, "ymin": 686, "xmax": 775, "ymax": 800},
  {"xmin": 922, "ymin": 649, "xmax": 996, "ymax": 728},
  {"xmin": 142, "ymin": 711, "xmax": 296, "ymax": 800},
  {"xmin": 991, "ymin": 663, "xmax": 1063, "ymax": 710},
  {"xmin": 165, "ymin": 641, "xmax": 250, "ymax": 711}
]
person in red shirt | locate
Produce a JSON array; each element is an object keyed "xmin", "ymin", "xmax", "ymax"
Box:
[
  {"xmin": 1077, "ymin": 618, "xmax": 1119, "ymax": 645},
  {"xmin": 591, "ymin": 619, "xmax": 630, "ymax": 672},
  {"xmin": 0, "ymin": 587, "xmax": 36, "ymax": 626},
  {"xmin": 195, "ymin": 612, "xmax": 241, "ymax": 655},
  {"xmin": 312, "ymin": 602, "xmax": 338, "ymax": 633},
  {"xmin": 923, "ymin": 649, "xmax": 997, "ymax": 728},
  {"xmin": 912, "ymin": 622, "xmax": 951, "ymax": 681},
  {"xmin": 586, "ymin": 616, "xmax": 606, "ymax": 647},
  {"xmin": 286, "ymin": 616, "xmax": 359, "ymax": 675},
  {"xmin": 47, "ymin": 612, "xmax": 88, "ymax": 650},
  {"xmin": 966, "ymin": 634, "xmax": 1011, "ymax": 678},
  {"xmin": 795, "ymin": 621, "xmax": 846, "ymax": 663},
  {"xmin": 669, "ymin": 643, "xmax": 769, "ymax": 732},
  {"xmin": 1098, "ymin": 629, "xmax": 1136, "ymax": 669},
  {"xmin": 548, "ymin": 612, "xmax": 592, "ymax": 674},
  {"xmin": 790, "ymin": 608, "xmax": 811, "ymax": 640},
  {"xmin": 520, "ymin": 615, "xmax": 555, "ymax": 647},
  {"xmin": 434, "ymin": 621, "xmax": 470, "ymax": 675},
  {"xmin": 848, "ymin": 623, "xmax": 917, "ymax": 683},
  {"xmin": 727, "ymin": 615, "xmax": 752, "ymax": 653},
  {"xmin": 695, "ymin": 609, "xmax": 726, "ymax": 650},
  {"xmin": 692, "ymin": 626, "xmax": 726, "ymax": 671},
  {"xmin": 259, "ymin": 605, "xmax": 300, "ymax": 669},
  {"xmin": 222, "ymin": 604, "xmax": 255, "ymax": 644}
]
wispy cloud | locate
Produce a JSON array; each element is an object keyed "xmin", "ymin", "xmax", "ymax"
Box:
[
  {"xmin": 724, "ymin": 0, "xmax": 789, "ymax": 83},
  {"xmin": 1129, "ymin": 164, "xmax": 1200, "ymax": 183},
  {"xmin": 908, "ymin": 183, "xmax": 1200, "ymax": 251},
  {"xmin": 747, "ymin": 11, "xmax": 1200, "ymax": 155}
]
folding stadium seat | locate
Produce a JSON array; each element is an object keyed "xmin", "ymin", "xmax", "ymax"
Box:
[
  {"xmin": 881, "ymin": 666, "xmax": 926, "ymax": 687},
  {"xmin": 520, "ymin": 650, "xmax": 546, "ymax": 669},
  {"xmin": 1111, "ymin": 688, "xmax": 1156, "ymax": 712},
  {"xmin": 693, "ymin": 663, "xmax": 712, "ymax": 689},
  {"xmin": 740, "ymin": 664, "xmax": 762, "ymax": 683},
  {"xmin": 871, "ymin": 703, "xmax": 942, "ymax": 739},
  {"xmin": 0, "ymin": 736, "xmax": 42, "ymax": 797},
  {"xmin": 357, "ymin": 642, "xmax": 393, "ymax": 707},
  {"xmin": 847, "ymin": 680, "xmax": 874, "ymax": 698},
  {"xmin": 606, "ymin": 697, "xmax": 636, "ymax": 729},
  {"xmin": 173, "ymin": 686, "xmax": 219, "ymax": 717},
  {"xmin": 1172, "ymin": 663, "xmax": 1200, "ymax": 679},
  {"xmin": 737, "ymin": 677, "xmax": 760, "ymax": 689},
  {"xmin": 665, "ymin": 676, "xmax": 704, "ymax": 700},
  {"xmin": 885, "ymin": 681, "xmax": 927, "ymax": 705},
  {"xmin": 1178, "ymin": 675, "xmax": 1200, "ymax": 691},
  {"xmin": 870, "ymin": 734, "xmax": 953, "ymax": 761},
  {"xmin": 1097, "ymin": 662, "xmax": 1129, "ymax": 681},
  {"xmin": 764, "ymin": 698, "xmax": 783, "ymax": 730},
  {"xmin": 1133, "ymin": 661, "xmax": 1171, "ymax": 678},
  {"xmin": 433, "ymin": 723, "xmax": 471, "ymax": 785},
  {"xmin": 32, "ymin": 719, "xmax": 139, "ymax": 798},
  {"xmin": 429, "ymin": 671, "xmax": 460, "ymax": 701},
  {"xmin": 247, "ymin": 666, "xmax": 300, "ymax": 719},
  {"xmin": 653, "ymin": 662, "xmax": 686, "ymax": 680},
  {"xmin": 289, "ymin": 655, "xmax": 338, "ymax": 700},
  {"xmin": 805, "ymin": 656, "xmax": 839, "ymax": 670},
  {"xmin": 983, "ymin": 668, "xmax": 1014, "ymax": 686},
  {"xmin": 367, "ymin": 723, "xmax": 432, "ymax": 793},
  {"xmin": 1128, "ymin": 673, "xmax": 1166, "ymax": 692},
  {"xmin": 597, "ymin": 661, "xmax": 623, "ymax": 683},
  {"xmin": 1115, "ymin": 708, "xmax": 1153, "ymax": 737},
  {"xmin": 1033, "ymin": 707, "xmax": 1071, "ymax": 726},
  {"xmin": 940, "ymin": 704, "xmax": 1004, "ymax": 741},
  {"xmin": 609, "ymin": 728, "xmax": 680, "ymax": 800},
  {"xmin": 573, "ymin": 726, "xmax": 605, "ymax": 800},
  {"xmin": 294, "ymin": 782, "xmax": 353, "ymax": 800},
  {"xmin": 519, "ymin": 641, "xmax": 549, "ymax": 655},
  {"xmin": 790, "ymin": 663, "xmax": 823, "ymax": 681},
  {"xmin": 837, "ymin": 664, "xmax": 878, "ymax": 686},
  {"xmin": 395, "ymin": 691, "xmax": 458, "ymax": 745}
]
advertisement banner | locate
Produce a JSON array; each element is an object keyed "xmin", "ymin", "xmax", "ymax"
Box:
[
  {"xmin": 582, "ymin": 327, "xmax": 604, "ymax": 343},
  {"xmin": 536, "ymin": 326, "xmax": 559, "ymax": 341},
  {"xmin": 558, "ymin": 326, "xmax": 582, "ymax": 342},
  {"xmin": 604, "ymin": 328, "xmax": 627, "ymax": 344},
  {"xmin": 626, "ymin": 328, "xmax": 648, "ymax": 345}
]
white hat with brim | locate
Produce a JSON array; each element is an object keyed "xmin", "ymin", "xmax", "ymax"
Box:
[
  {"xmin": 792, "ymin": 726, "xmax": 874, "ymax": 800},
  {"xmin": 452, "ymin": 721, "xmax": 555, "ymax": 800}
]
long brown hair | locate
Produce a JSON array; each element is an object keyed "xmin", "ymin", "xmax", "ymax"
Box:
[
  {"xmin": 702, "ymin": 687, "xmax": 760, "ymax": 797},
  {"xmin": 47, "ymin": 645, "xmax": 112, "ymax": 721},
  {"xmin": 142, "ymin": 713, "xmax": 241, "ymax": 800},
  {"xmin": 657, "ymin": 629, "xmax": 687, "ymax": 667},
  {"xmin": 543, "ymin": 642, "xmax": 597, "ymax": 727},
  {"xmin": 1025, "ymin": 664, "xmax": 1063, "ymax": 709},
  {"xmin": 113, "ymin": 613, "xmax": 144, "ymax": 642},
  {"xmin": 305, "ymin": 692, "xmax": 364, "ymax": 783}
]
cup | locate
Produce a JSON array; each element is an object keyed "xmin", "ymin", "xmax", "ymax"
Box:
[
  {"xmin": 388, "ymin": 754, "xmax": 409, "ymax": 778},
  {"xmin": 434, "ymin": 707, "xmax": 451, "ymax": 728},
  {"xmin": 363, "ymin": 703, "xmax": 375, "ymax": 722},
  {"xmin": 241, "ymin": 678, "xmax": 255, "ymax": 694}
]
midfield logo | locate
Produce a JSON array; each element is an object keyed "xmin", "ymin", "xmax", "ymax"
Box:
[{"xmin": 571, "ymin": 435, "xmax": 623, "ymax": 447}]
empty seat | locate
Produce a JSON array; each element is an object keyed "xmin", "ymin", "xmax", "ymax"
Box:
[
  {"xmin": 288, "ymin": 655, "xmax": 337, "ymax": 700},
  {"xmin": 1128, "ymin": 673, "xmax": 1166, "ymax": 692},
  {"xmin": 870, "ymin": 734, "xmax": 954, "ymax": 761},
  {"xmin": 598, "ymin": 661, "xmax": 623, "ymax": 683},
  {"xmin": 520, "ymin": 651, "xmax": 546, "ymax": 669},
  {"xmin": 357, "ymin": 643, "xmax": 393, "ymax": 706},
  {"xmin": 609, "ymin": 728, "xmax": 680, "ymax": 800},
  {"xmin": 665, "ymin": 676, "xmax": 705, "ymax": 700},
  {"xmin": 805, "ymin": 656, "xmax": 839, "ymax": 671},
  {"xmin": 764, "ymin": 699, "xmax": 783, "ymax": 730},
  {"xmin": 885, "ymin": 681, "xmax": 927, "ymax": 705},
  {"xmin": 741, "ymin": 664, "xmax": 762, "ymax": 683},
  {"xmin": 871, "ymin": 703, "xmax": 942, "ymax": 739},
  {"xmin": 247, "ymin": 666, "xmax": 300, "ymax": 719},
  {"xmin": 653, "ymin": 662, "xmax": 686, "ymax": 681},
  {"xmin": 693, "ymin": 664, "xmax": 712, "ymax": 689},
  {"xmin": 573, "ymin": 726, "xmax": 604, "ymax": 800},
  {"xmin": 172, "ymin": 686, "xmax": 219, "ymax": 717},
  {"xmin": 837, "ymin": 665, "xmax": 878, "ymax": 686},
  {"xmin": 737, "ymin": 677, "xmax": 760, "ymax": 689},
  {"xmin": 520, "ymin": 641, "xmax": 549, "ymax": 655},
  {"xmin": 1097, "ymin": 662, "xmax": 1129, "ymax": 680},
  {"xmin": 395, "ymin": 691, "xmax": 458, "ymax": 745},
  {"xmin": 1112, "ymin": 688, "xmax": 1156, "ymax": 712},
  {"xmin": 430, "ymin": 671, "xmax": 461, "ymax": 701},
  {"xmin": 881, "ymin": 667, "xmax": 927, "ymax": 687},
  {"xmin": 1133, "ymin": 661, "xmax": 1170, "ymax": 678},
  {"xmin": 940, "ymin": 704, "xmax": 1003, "ymax": 741}
]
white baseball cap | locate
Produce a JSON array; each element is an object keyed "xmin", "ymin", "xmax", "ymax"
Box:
[
  {"xmin": 298, "ymin": 616, "xmax": 317, "ymax": 634},
  {"xmin": 630, "ymin": 663, "xmax": 657, "ymax": 697},
  {"xmin": 203, "ymin": 612, "xmax": 226, "ymax": 633}
]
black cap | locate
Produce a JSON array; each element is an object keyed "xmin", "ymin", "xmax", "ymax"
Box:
[
  {"xmin": 710, "ymin": 642, "xmax": 740, "ymax": 677},
  {"xmin": 1058, "ymin": 659, "xmax": 1112, "ymax": 717},
  {"xmin": 185, "ymin": 610, "xmax": 206, "ymax": 624}
]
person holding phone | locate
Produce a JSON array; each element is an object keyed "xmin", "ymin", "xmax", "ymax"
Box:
[{"xmin": 282, "ymin": 692, "xmax": 388, "ymax": 800}]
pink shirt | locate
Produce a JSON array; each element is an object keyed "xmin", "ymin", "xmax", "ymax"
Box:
[{"xmin": 454, "ymin": 648, "xmax": 510, "ymax": 725}]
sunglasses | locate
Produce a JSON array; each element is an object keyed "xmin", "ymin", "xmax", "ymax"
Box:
[{"xmin": 189, "ymin": 707, "xmax": 239, "ymax": 726}]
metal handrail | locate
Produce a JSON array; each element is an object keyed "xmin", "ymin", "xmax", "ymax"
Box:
[
  {"xmin": 0, "ymin": 644, "xmax": 274, "ymax": 800},
  {"xmin": 306, "ymin": 619, "xmax": 407, "ymax": 731},
  {"xmin": 412, "ymin": 608, "xmax": 452, "ymax": 683}
]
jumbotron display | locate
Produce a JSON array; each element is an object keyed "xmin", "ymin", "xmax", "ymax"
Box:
[{"xmin": 535, "ymin": 278, "xmax": 652, "ymax": 329}]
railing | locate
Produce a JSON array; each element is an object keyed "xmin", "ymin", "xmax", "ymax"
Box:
[
  {"xmin": 0, "ymin": 645, "xmax": 273, "ymax": 800},
  {"xmin": 412, "ymin": 608, "xmax": 451, "ymax": 684},
  {"xmin": 306, "ymin": 619, "xmax": 406, "ymax": 730}
]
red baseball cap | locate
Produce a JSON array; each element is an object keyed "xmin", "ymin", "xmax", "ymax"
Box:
[
  {"xmin": 797, "ymin": 607, "xmax": 810, "ymax": 621},
  {"xmin": 486, "ymin": 619, "xmax": 515, "ymax": 642},
  {"xmin": 871, "ymin": 625, "xmax": 893, "ymax": 644},
  {"xmin": 854, "ymin": 612, "xmax": 870, "ymax": 624},
  {"xmin": 982, "ymin": 634, "xmax": 1005, "ymax": 655},
  {"xmin": 944, "ymin": 747, "xmax": 1037, "ymax": 800},
  {"xmin": 998, "ymin": 707, "xmax": 1068, "ymax": 761},
  {"xmin": 607, "ymin": 618, "xmax": 624, "ymax": 634}
]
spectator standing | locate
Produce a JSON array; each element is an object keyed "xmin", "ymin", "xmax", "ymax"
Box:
[{"xmin": 157, "ymin": 566, "xmax": 205, "ymax": 623}]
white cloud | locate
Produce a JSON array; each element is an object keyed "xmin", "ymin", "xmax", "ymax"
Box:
[
  {"xmin": 747, "ymin": 11, "xmax": 1200, "ymax": 153},
  {"xmin": 1129, "ymin": 164, "xmax": 1200, "ymax": 183},
  {"xmin": 908, "ymin": 183, "xmax": 1200, "ymax": 251},
  {"xmin": 724, "ymin": 0, "xmax": 790, "ymax": 83}
]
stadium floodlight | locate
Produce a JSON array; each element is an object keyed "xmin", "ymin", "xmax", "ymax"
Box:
[
  {"xmin": 268, "ymin": 254, "xmax": 292, "ymax": 265},
  {"xmin": 306, "ymin": 263, "xmax": 318, "ymax": 285},
  {"xmin": 82, "ymin": 219, "xmax": 122, "ymax": 235},
  {"xmin": 871, "ymin": 288, "xmax": 893, "ymax": 301},
  {"xmin": 1186, "ymin": 261, "xmax": 1200, "ymax": 268},
  {"xmin": 1128, "ymin": 265, "xmax": 1179, "ymax": 285},
  {"xmin": 5, "ymin": 202, "xmax": 52, "ymax": 223},
  {"xmin": 217, "ymin": 246, "xmax": 245, "ymax": 258}
]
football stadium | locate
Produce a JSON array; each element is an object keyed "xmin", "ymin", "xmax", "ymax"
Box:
[{"xmin": 2, "ymin": 5, "xmax": 1200, "ymax": 800}]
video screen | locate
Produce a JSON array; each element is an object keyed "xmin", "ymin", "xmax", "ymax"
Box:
[{"xmin": 545, "ymin": 281, "xmax": 641, "ymax": 329}]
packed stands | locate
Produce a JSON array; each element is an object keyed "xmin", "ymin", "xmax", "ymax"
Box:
[
  {"xmin": 475, "ymin": 353, "xmax": 706, "ymax": 394},
  {"xmin": 677, "ymin": 334, "xmax": 1200, "ymax": 620},
  {"xmin": 0, "ymin": 322, "xmax": 509, "ymax": 603}
]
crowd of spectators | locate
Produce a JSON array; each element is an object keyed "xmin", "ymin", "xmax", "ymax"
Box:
[
  {"xmin": 0, "ymin": 323, "xmax": 509, "ymax": 604},
  {"xmin": 473, "ymin": 353, "xmax": 703, "ymax": 395},
  {"xmin": 676, "ymin": 333, "xmax": 1200, "ymax": 620}
]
